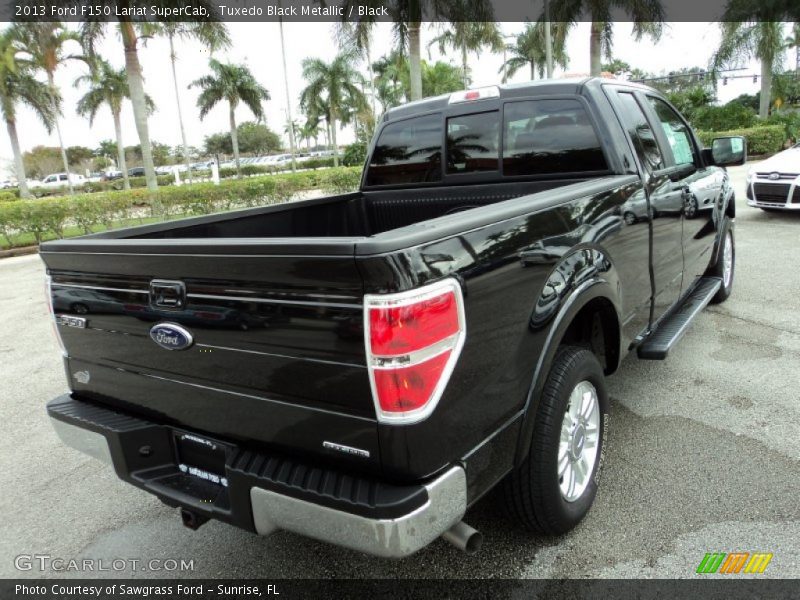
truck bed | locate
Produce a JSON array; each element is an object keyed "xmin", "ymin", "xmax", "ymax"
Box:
[{"xmin": 91, "ymin": 178, "xmax": 593, "ymax": 241}]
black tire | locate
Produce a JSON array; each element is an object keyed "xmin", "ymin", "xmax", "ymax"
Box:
[
  {"xmin": 708, "ymin": 219, "xmax": 734, "ymax": 304},
  {"xmin": 504, "ymin": 345, "xmax": 609, "ymax": 535},
  {"xmin": 684, "ymin": 195, "xmax": 698, "ymax": 219},
  {"xmin": 623, "ymin": 211, "xmax": 636, "ymax": 225}
]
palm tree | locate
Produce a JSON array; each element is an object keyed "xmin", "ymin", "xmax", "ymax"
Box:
[
  {"xmin": 156, "ymin": 22, "xmax": 230, "ymax": 182},
  {"xmin": 80, "ymin": 19, "xmax": 164, "ymax": 192},
  {"xmin": 190, "ymin": 59, "xmax": 270, "ymax": 177},
  {"xmin": 339, "ymin": 0, "xmax": 496, "ymax": 101},
  {"xmin": 303, "ymin": 94, "xmax": 333, "ymax": 153},
  {"xmin": 550, "ymin": 0, "xmax": 664, "ymax": 76},
  {"xmin": 500, "ymin": 21, "xmax": 570, "ymax": 81},
  {"xmin": 13, "ymin": 22, "xmax": 83, "ymax": 195},
  {"xmin": 421, "ymin": 61, "xmax": 465, "ymax": 96},
  {"xmin": 373, "ymin": 50, "xmax": 408, "ymax": 110},
  {"xmin": 428, "ymin": 20, "xmax": 504, "ymax": 87},
  {"xmin": 713, "ymin": 21, "xmax": 787, "ymax": 118},
  {"xmin": 75, "ymin": 59, "xmax": 154, "ymax": 190},
  {"xmin": 336, "ymin": 21, "xmax": 379, "ymax": 118},
  {"xmin": 300, "ymin": 52, "xmax": 367, "ymax": 167},
  {"xmin": 0, "ymin": 31, "xmax": 59, "ymax": 199},
  {"xmin": 301, "ymin": 119, "xmax": 321, "ymax": 152},
  {"xmin": 786, "ymin": 23, "xmax": 800, "ymax": 75}
]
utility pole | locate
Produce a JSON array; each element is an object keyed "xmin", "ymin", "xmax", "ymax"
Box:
[
  {"xmin": 279, "ymin": 16, "xmax": 297, "ymax": 171},
  {"xmin": 544, "ymin": 0, "xmax": 554, "ymax": 78}
]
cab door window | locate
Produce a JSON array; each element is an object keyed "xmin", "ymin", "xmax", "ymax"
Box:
[{"xmin": 647, "ymin": 97, "xmax": 698, "ymax": 167}]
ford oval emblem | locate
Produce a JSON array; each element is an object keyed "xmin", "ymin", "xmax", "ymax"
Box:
[
  {"xmin": 149, "ymin": 323, "xmax": 194, "ymax": 351},
  {"xmin": 768, "ymin": 172, "xmax": 780, "ymax": 180}
]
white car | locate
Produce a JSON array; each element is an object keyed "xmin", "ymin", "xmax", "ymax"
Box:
[
  {"xmin": 32, "ymin": 172, "xmax": 86, "ymax": 189},
  {"xmin": 746, "ymin": 142, "xmax": 800, "ymax": 211}
]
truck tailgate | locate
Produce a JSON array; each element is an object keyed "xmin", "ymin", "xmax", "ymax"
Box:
[{"xmin": 41, "ymin": 244, "xmax": 380, "ymax": 472}]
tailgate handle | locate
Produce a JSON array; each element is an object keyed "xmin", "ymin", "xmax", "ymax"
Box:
[{"xmin": 149, "ymin": 280, "xmax": 186, "ymax": 310}]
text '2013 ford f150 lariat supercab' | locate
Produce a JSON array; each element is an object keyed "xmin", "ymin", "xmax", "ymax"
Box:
[{"xmin": 41, "ymin": 78, "xmax": 745, "ymax": 558}]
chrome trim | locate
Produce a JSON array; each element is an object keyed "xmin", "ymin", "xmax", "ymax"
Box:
[
  {"xmin": 187, "ymin": 293, "xmax": 361, "ymax": 309},
  {"xmin": 363, "ymin": 278, "xmax": 467, "ymax": 426},
  {"xmin": 51, "ymin": 282, "xmax": 149, "ymax": 295},
  {"xmin": 45, "ymin": 275, "xmax": 67, "ymax": 357},
  {"xmin": 49, "ymin": 417, "xmax": 112, "ymax": 465},
  {"xmin": 250, "ymin": 465, "xmax": 467, "ymax": 558},
  {"xmin": 48, "ymin": 283, "xmax": 361, "ymax": 309},
  {"xmin": 558, "ymin": 381, "xmax": 600, "ymax": 502},
  {"xmin": 149, "ymin": 322, "xmax": 194, "ymax": 351},
  {"xmin": 322, "ymin": 440, "xmax": 371, "ymax": 458}
]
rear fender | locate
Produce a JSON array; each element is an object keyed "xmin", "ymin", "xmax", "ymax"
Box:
[{"xmin": 514, "ymin": 247, "xmax": 623, "ymax": 464}]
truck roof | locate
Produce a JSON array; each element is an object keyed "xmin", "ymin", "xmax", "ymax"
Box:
[
  {"xmin": 382, "ymin": 77, "xmax": 595, "ymax": 123},
  {"xmin": 381, "ymin": 77, "xmax": 662, "ymax": 123}
]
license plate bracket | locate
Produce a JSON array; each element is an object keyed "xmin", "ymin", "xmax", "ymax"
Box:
[{"xmin": 173, "ymin": 431, "xmax": 229, "ymax": 488}]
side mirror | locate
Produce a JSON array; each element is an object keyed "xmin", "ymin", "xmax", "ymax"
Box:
[{"xmin": 705, "ymin": 136, "xmax": 747, "ymax": 167}]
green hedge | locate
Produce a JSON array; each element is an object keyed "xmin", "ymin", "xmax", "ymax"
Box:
[
  {"xmin": 696, "ymin": 125, "xmax": 785, "ymax": 155},
  {"xmin": 0, "ymin": 167, "xmax": 362, "ymax": 249},
  {"xmin": 217, "ymin": 157, "xmax": 337, "ymax": 180}
]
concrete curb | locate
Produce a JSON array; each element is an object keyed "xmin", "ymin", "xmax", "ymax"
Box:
[{"xmin": 0, "ymin": 245, "xmax": 38, "ymax": 259}]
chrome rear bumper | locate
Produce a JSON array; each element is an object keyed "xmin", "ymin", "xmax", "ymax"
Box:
[
  {"xmin": 250, "ymin": 466, "xmax": 467, "ymax": 558},
  {"xmin": 48, "ymin": 405, "xmax": 467, "ymax": 559}
]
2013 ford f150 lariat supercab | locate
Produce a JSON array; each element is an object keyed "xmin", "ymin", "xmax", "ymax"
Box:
[{"xmin": 42, "ymin": 78, "xmax": 745, "ymax": 558}]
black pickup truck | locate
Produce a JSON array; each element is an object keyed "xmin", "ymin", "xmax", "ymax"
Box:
[{"xmin": 42, "ymin": 78, "xmax": 744, "ymax": 558}]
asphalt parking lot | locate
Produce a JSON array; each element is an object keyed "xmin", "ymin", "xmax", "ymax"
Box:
[{"xmin": 1, "ymin": 163, "xmax": 798, "ymax": 579}]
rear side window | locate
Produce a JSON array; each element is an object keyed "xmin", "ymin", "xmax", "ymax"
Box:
[
  {"xmin": 503, "ymin": 100, "xmax": 608, "ymax": 176},
  {"xmin": 616, "ymin": 91, "xmax": 663, "ymax": 171},
  {"xmin": 446, "ymin": 111, "xmax": 499, "ymax": 174},
  {"xmin": 366, "ymin": 114, "xmax": 442, "ymax": 186}
]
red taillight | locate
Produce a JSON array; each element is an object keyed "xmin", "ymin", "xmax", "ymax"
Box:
[
  {"xmin": 373, "ymin": 351, "xmax": 452, "ymax": 413},
  {"xmin": 369, "ymin": 290, "xmax": 459, "ymax": 355},
  {"xmin": 365, "ymin": 279, "xmax": 465, "ymax": 424},
  {"xmin": 464, "ymin": 90, "xmax": 480, "ymax": 101}
]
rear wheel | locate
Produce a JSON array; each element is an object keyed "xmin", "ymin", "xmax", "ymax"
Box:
[
  {"xmin": 504, "ymin": 345, "xmax": 609, "ymax": 534},
  {"xmin": 708, "ymin": 220, "xmax": 734, "ymax": 304}
]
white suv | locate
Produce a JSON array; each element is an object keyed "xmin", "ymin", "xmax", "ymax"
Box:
[{"xmin": 32, "ymin": 173, "xmax": 86, "ymax": 189}]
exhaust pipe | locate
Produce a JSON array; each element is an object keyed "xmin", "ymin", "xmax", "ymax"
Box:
[
  {"xmin": 180, "ymin": 508, "xmax": 209, "ymax": 530},
  {"xmin": 442, "ymin": 521, "xmax": 482, "ymax": 555}
]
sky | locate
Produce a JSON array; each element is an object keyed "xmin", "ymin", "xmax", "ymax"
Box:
[{"xmin": 0, "ymin": 20, "xmax": 790, "ymax": 177}]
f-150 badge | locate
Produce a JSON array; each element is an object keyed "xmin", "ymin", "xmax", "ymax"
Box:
[{"xmin": 149, "ymin": 323, "xmax": 194, "ymax": 351}]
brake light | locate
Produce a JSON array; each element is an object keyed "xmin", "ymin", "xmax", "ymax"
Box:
[
  {"xmin": 365, "ymin": 279, "xmax": 466, "ymax": 424},
  {"xmin": 449, "ymin": 86, "xmax": 500, "ymax": 104},
  {"xmin": 369, "ymin": 290, "xmax": 459, "ymax": 355}
]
